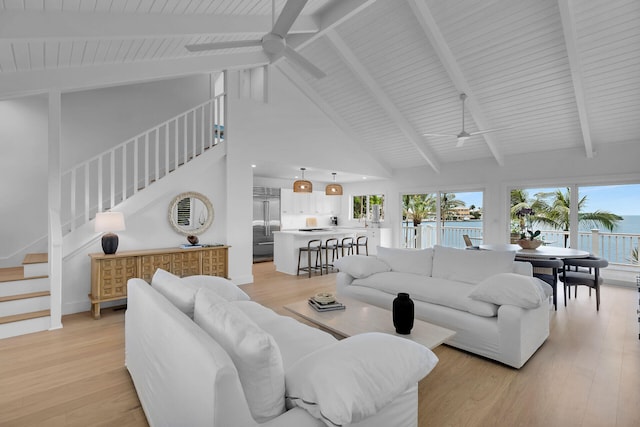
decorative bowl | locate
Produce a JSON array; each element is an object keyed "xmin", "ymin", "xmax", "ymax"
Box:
[{"xmin": 517, "ymin": 239, "xmax": 543, "ymax": 250}]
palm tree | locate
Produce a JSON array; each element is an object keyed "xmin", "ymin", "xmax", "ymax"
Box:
[
  {"xmin": 518, "ymin": 188, "xmax": 623, "ymax": 247},
  {"xmin": 440, "ymin": 193, "xmax": 466, "ymax": 223},
  {"xmin": 403, "ymin": 194, "xmax": 436, "ymax": 226}
]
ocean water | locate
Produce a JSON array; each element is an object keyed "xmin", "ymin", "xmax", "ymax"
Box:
[{"xmin": 419, "ymin": 216, "xmax": 640, "ymax": 234}]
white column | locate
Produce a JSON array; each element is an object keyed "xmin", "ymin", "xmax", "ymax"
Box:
[
  {"xmin": 591, "ymin": 229, "xmax": 600, "ymax": 256},
  {"xmin": 48, "ymin": 89, "xmax": 63, "ymax": 330},
  {"xmin": 224, "ymin": 70, "xmax": 254, "ymax": 284},
  {"xmin": 569, "ymin": 184, "xmax": 579, "ymax": 249}
]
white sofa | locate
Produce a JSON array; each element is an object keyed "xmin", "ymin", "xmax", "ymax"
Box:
[
  {"xmin": 335, "ymin": 245, "xmax": 553, "ymax": 369},
  {"xmin": 125, "ymin": 270, "xmax": 439, "ymax": 427}
]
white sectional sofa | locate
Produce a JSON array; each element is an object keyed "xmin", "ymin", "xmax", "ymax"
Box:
[
  {"xmin": 335, "ymin": 245, "xmax": 553, "ymax": 369},
  {"xmin": 125, "ymin": 269, "xmax": 439, "ymax": 427}
]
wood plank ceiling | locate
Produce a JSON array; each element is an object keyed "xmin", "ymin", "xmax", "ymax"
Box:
[{"xmin": 0, "ymin": 0, "xmax": 638, "ymax": 173}]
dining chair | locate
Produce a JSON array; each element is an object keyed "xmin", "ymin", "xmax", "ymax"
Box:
[
  {"xmin": 463, "ymin": 234, "xmax": 473, "ymax": 247},
  {"xmin": 562, "ymin": 256, "xmax": 608, "ymax": 311},
  {"xmin": 520, "ymin": 258, "xmax": 564, "ymax": 310}
]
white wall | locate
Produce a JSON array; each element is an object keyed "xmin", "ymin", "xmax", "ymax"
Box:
[
  {"xmin": 0, "ymin": 75, "xmax": 212, "ymax": 266},
  {"xmin": 0, "ymin": 95, "xmax": 49, "ymax": 266},
  {"xmin": 61, "ymin": 75, "xmax": 212, "ymax": 170}
]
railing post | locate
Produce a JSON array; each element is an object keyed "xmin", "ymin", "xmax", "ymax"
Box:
[
  {"xmin": 591, "ymin": 229, "xmax": 600, "ymax": 256},
  {"xmin": 416, "ymin": 226, "xmax": 423, "ymax": 249}
]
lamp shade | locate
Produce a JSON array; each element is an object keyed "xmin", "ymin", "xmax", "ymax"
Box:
[
  {"xmin": 293, "ymin": 168, "xmax": 313, "ymax": 193},
  {"xmin": 325, "ymin": 184, "xmax": 343, "ymax": 195},
  {"xmin": 94, "ymin": 212, "xmax": 126, "ymax": 232},
  {"xmin": 325, "ymin": 172, "xmax": 343, "ymax": 195}
]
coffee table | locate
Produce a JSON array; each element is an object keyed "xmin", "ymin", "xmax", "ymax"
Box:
[{"xmin": 284, "ymin": 296, "xmax": 455, "ymax": 350}]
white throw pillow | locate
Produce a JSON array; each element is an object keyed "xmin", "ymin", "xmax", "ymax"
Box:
[
  {"xmin": 333, "ymin": 255, "xmax": 391, "ymax": 278},
  {"xmin": 182, "ymin": 275, "xmax": 250, "ymax": 301},
  {"xmin": 468, "ymin": 273, "xmax": 551, "ymax": 309},
  {"xmin": 194, "ymin": 288, "xmax": 286, "ymax": 423},
  {"xmin": 151, "ymin": 269, "xmax": 250, "ymax": 318},
  {"xmin": 431, "ymin": 245, "xmax": 515, "ymax": 284},
  {"xmin": 376, "ymin": 246, "xmax": 434, "ymax": 276},
  {"xmin": 151, "ymin": 269, "xmax": 199, "ymax": 318},
  {"xmin": 285, "ymin": 332, "xmax": 438, "ymax": 426}
]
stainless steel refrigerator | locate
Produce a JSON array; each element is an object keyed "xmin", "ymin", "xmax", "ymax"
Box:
[{"xmin": 253, "ymin": 187, "xmax": 281, "ymax": 263}]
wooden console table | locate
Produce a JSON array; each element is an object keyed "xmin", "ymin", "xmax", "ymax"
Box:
[{"xmin": 88, "ymin": 245, "xmax": 228, "ymax": 319}]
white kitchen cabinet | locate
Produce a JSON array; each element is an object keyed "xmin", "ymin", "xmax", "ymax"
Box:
[{"xmin": 281, "ymin": 188, "xmax": 342, "ymax": 215}]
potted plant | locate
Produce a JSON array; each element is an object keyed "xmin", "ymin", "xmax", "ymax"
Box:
[{"xmin": 516, "ymin": 208, "xmax": 542, "ymax": 249}]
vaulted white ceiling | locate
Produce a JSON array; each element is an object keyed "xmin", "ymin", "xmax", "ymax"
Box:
[{"xmin": 1, "ymin": 0, "xmax": 638, "ymax": 174}]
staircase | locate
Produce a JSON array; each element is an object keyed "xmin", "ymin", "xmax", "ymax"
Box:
[
  {"xmin": 1, "ymin": 91, "xmax": 226, "ymax": 340},
  {"xmin": 61, "ymin": 95, "xmax": 225, "ymax": 234},
  {"xmin": 0, "ymin": 253, "xmax": 50, "ymax": 339}
]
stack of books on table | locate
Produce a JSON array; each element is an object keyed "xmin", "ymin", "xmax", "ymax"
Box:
[{"xmin": 308, "ymin": 298, "xmax": 346, "ymax": 312}]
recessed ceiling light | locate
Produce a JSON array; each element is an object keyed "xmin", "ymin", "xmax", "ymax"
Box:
[
  {"xmin": 251, "ymin": 164, "xmax": 256, "ymax": 168},
  {"xmin": 362, "ymin": 176, "xmax": 367, "ymax": 180}
]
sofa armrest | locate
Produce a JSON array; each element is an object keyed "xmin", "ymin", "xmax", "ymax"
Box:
[
  {"xmin": 335, "ymin": 271, "xmax": 355, "ymax": 295},
  {"xmin": 497, "ymin": 303, "xmax": 550, "ymax": 368}
]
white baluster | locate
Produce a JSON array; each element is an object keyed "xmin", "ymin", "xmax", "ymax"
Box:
[
  {"xmin": 110, "ymin": 149, "xmax": 115, "ymax": 208},
  {"xmin": 85, "ymin": 162, "xmax": 90, "ymax": 222},
  {"xmin": 70, "ymin": 168, "xmax": 76, "ymax": 231}
]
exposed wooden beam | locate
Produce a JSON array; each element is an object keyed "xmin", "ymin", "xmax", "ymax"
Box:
[
  {"xmin": 0, "ymin": 11, "xmax": 318, "ymax": 41},
  {"xmin": 325, "ymin": 30, "xmax": 440, "ymax": 173},
  {"xmin": 407, "ymin": 0, "xmax": 504, "ymax": 166},
  {"xmin": 558, "ymin": 0, "xmax": 594, "ymax": 158},
  {"xmin": 0, "ymin": 52, "xmax": 268, "ymax": 99},
  {"xmin": 277, "ymin": 62, "xmax": 393, "ymax": 178}
]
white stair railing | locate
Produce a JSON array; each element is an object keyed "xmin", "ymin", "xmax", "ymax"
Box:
[{"xmin": 61, "ymin": 94, "xmax": 225, "ymax": 234}]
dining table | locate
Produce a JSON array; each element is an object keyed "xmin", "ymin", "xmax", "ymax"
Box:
[{"xmin": 478, "ymin": 243, "xmax": 590, "ymax": 259}]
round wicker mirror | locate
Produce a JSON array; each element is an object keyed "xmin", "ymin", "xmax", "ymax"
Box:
[{"xmin": 168, "ymin": 191, "xmax": 214, "ymax": 235}]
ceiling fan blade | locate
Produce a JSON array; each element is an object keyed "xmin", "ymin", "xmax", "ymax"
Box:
[
  {"xmin": 283, "ymin": 45, "xmax": 326, "ymax": 79},
  {"xmin": 468, "ymin": 127, "xmax": 513, "ymax": 136},
  {"xmin": 185, "ymin": 39, "xmax": 262, "ymax": 52},
  {"xmin": 423, "ymin": 133, "xmax": 457, "ymax": 138},
  {"xmin": 272, "ymin": 0, "xmax": 309, "ymax": 38}
]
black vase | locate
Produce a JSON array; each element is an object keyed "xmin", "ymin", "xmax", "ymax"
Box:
[{"xmin": 393, "ymin": 293, "xmax": 414, "ymax": 335}]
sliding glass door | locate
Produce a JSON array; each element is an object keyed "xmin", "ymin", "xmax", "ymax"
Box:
[{"xmin": 402, "ymin": 191, "xmax": 483, "ymax": 249}]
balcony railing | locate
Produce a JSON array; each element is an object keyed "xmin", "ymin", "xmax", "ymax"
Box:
[{"xmin": 401, "ymin": 223, "xmax": 640, "ymax": 267}]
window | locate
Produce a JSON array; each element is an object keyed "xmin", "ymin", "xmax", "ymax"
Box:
[
  {"xmin": 352, "ymin": 194, "xmax": 385, "ymax": 222},
  {"xmin": 401, "ymin": 191, "xmax": 483, "ymax": 248}
]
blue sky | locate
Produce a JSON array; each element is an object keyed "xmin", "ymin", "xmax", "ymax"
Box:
[{"xmin": 452, "ymin": 184, "xmax": 640, "ymax": 216}]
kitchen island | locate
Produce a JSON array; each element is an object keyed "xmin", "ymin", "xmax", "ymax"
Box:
[{"xmin": 273, "ymin": 227, "xmax": 390, "ymax": 275}]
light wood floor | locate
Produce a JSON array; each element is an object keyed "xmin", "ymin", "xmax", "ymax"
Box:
[{"xmin": 1, "ymin": 262, "xmax": 638, "ymax": 426}]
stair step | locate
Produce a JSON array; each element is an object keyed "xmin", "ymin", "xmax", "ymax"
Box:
[
  {"xmin": 0, "ymin": 309, "xmax": 50, "ymax": 325},
  {"xmin": 0, "ymin": 294, "xmax": 50, "ymax": 317},
  {"xmin": 23, "ymin": 253, "xmax": 48, "ymax": 265},
  {"xmin": 0, "ymin": 267, "xmax": 25, "ymax": 283},
  {"xmin": 0, "ymin": 312, "xmax": 50, "ymax": 339},
  {"xmin": 22, "ymin": 253, "xmax": 49, "ymax": 278},
  {"xmin": 0, "ymin": 277, "xmax": 50, "ymax": 297},
  {"xmin": 0, "ymin": 291, "xmax": 50, "ymax": 303}
]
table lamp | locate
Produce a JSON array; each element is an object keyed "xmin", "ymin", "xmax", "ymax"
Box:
[{"xmin": 95, "ymin": 211, "xmax": 126, "ymax": 255}]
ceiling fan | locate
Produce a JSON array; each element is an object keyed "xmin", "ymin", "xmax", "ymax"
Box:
[
  {"xmin": 185, "ymin": 0, "xmax": 326, "ymax": 79},
  {"xmin": 423, "ymin": 93, "xmax": 510, "ymax": 147}
]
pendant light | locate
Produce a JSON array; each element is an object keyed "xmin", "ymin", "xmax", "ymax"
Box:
[
  {"xmin": 325, "ymin": 172, "xmax": 343, "ymax": 195},
  {"xmin": 293, "ymin": 167, "xmax": 313, "ymax": 193}
]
